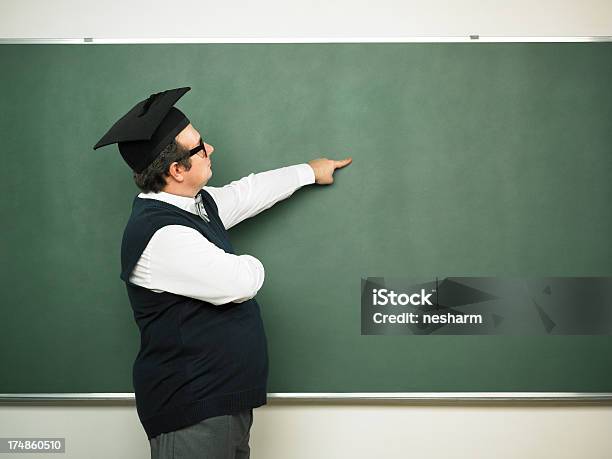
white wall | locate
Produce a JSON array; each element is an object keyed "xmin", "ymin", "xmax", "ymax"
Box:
[
  {"xmin": 0, "ymin": 0, "xmax": 611, "ymax": 39},
  {"xmin": 1, "ymin": 1, "xmax": 611, "ymax": 458},
  {"xmin": 1, "ymin": 401, "xmax": 612, "ymax": 458}
]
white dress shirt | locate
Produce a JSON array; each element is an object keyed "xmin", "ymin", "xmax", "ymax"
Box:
[{"xmin": 128, "ymin": 163, "xmax": 315, "ymax": 305}]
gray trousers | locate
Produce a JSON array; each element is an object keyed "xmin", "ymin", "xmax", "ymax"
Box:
[{"xmin": 150, "ymin": 409, "xmax": 253, "ymax": 459}]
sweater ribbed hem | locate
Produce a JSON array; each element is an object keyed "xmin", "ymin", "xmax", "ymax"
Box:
[{"xmin": 143, "ymin": 387, "xmax": 267, "ymax": 440}]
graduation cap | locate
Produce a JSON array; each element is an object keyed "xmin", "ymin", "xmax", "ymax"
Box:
[{"xmin": 93, "ymin": 87, "xmax": 192, "ymax": 173}]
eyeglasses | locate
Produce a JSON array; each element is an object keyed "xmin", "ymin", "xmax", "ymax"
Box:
[{"xmin": 189, "ymin": 138, "xmax": 208, "ymax": 158}]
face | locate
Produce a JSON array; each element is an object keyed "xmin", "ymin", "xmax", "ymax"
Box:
[{"xmin": 175, "ymin": 124, "xmax": 215, "ymax": 188}]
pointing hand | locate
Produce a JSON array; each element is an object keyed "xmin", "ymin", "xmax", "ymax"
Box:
[{"xmin": 307, "ymin": 157, "xmax": 353, "ymax": 185}]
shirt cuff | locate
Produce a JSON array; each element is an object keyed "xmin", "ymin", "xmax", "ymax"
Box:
[{"xmin": 295, "ymin": 163, "xmax": 316, "ymax": 186}]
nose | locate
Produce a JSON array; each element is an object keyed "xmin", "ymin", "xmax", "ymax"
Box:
[{"xmin": 205, "ymin": 143, "xmax": 214, "ymax": 156}]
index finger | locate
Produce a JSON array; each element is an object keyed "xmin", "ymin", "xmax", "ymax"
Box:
[{"xmin": 334, "ymin": 157, "xmax": 353, "ymax": 168}]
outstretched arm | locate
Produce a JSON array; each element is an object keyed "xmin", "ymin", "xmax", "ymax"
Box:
[{"xmin": 205, "ymin": 157, "xmax": 352, "ymax": 230}]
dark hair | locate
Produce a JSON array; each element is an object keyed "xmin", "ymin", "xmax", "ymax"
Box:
[{"xmin": 133, "ymin": 140, "xmax": 192, "ymax": 193}]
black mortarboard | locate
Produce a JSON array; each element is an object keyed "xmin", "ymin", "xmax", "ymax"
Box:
[{"xmin": 93, "ymin": 87, "xmax": 191, "ymax": 173}]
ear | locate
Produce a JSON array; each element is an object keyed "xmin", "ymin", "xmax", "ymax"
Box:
[{"xmin": 167, "ymin": 161, "xmax": 186, "ymax": 183}]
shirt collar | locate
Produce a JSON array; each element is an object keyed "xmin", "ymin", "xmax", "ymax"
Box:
[{"xmin": 137, "ymin": 190, "xmax": 205, "ymax": 216}]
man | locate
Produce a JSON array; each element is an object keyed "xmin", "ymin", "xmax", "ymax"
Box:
[{"xmin": 93, "ymin": 87, "xmax": 351, "ymax": 458}]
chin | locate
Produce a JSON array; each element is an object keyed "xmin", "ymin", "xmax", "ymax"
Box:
[{"xmin": 201, "ymin": 174, "xmax": 212, "ymax": 188}]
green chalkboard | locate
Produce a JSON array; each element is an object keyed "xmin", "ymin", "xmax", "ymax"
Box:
[{"xmin": 1, "ymin": 43, "xmax": 611, "ymax": 394}]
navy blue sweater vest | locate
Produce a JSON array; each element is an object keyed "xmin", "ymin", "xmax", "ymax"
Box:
[{"xmin": 120, "ymin": 190, "xmax": 268, "ymax": 439}]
